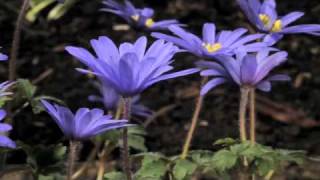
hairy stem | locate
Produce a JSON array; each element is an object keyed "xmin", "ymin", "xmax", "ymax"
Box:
[
  {"xmin": 122, "ymin": 98, "xmax": 132, "ymax": 180},
  {"xmin": 67, "ymin": 141, "xmax": 79, "ymax": 180},
  {"xmin": 249, "ymin": 89, "xmax": 256, "ymax": 145},
  {"xmin": 180, "ymin": 78, "xmax": 207, "ymax": 159},
  {"xmin": 239, "ymin": 87, "xmax": 250, "ymax": 142},
  {"xmin": 9, "ymin": 0, "xmax": 30, "ymax": 81}
]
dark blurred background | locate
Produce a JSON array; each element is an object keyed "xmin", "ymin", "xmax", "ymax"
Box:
[{"xmin": 1, "ymin": 0, "xmax": 320, "ymax": 179}]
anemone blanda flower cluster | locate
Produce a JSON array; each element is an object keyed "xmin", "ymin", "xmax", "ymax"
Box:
[{"xmin": 102, "ymin": 0, "xmax": 181, "ymax": 30}]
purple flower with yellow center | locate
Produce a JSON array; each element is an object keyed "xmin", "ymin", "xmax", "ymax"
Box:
[
  {"xmin": 66, "ymin": 36, "xmax": 198, "ymax": 97},
  {"xmin": 101, "ymin": 0, "xmax": 181, "ymax": 30},
  {"xmin": 0, "ymin": 109, "xmax": 16, "ymax": 149},
  {"xmin": 237, "ymin": 0, "xmax": 320, "ymax": 45},
  {"xmin": 41, "ymin": 100, "xmax": 130, "ymax": 140},
  {"xmin": 88, "ymin": 82, "xmax": 153, "ymax": 118},
  {"xmin": 198, "ymin": 50, "xmax": 290, "ymax": 95},
  {"xmin": 152, "ymin": 23, "xmax": 268, "ymax": 59}
]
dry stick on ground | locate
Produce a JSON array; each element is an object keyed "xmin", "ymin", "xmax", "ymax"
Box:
[
  {"xmin": 9, "ymin": 0, "xmax": 30, "ymax": 81},
  {"xmin": 143, "ymin": 104, "xmax": 177, "ymax": 128},
  {"xmin": 256, "ymin": 95, "xmax": 320, "ymax": 128},
  {"xmin": 180, "ymin": 77, "xmax": 207, "ymax": 159}
]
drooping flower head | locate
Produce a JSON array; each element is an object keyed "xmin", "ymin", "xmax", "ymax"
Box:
[
  {"xmin": 88, "ymin": 82, "xmax": 153, "ymax": 118},
  {"xmin": 237, "ymin": 0, "xmax": 320, "ymax": 44},
  {"xmin": 101, "ymin": 0, "xmax": 181, "ymax": 30},
  {"xmin": 198, "ymin": 50, "xmax": 290, "ymax": 95},
  {"xmin": 66, "ymin": 36, "xmax": 198, "ymax": 97},
  {"xmin": 41, "ymin": 100, "xmax": 130, "ymax": 140},
  {"xmin": 0, "ymin": 81, "xmax": 15, "ymax": 100},
  {"xmin": 152, "ymin": 23, "xmax": 268, "ymax": 59},
  {"xmin": 0, "ymin": 109, "xmax": 16, "ymax": 148}
]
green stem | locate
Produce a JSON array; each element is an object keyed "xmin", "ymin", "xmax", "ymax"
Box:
[
  {"xmin": 249, "ymin": 89, "xmax": 256, "ymax": 145},
  {"xmin": 239, "ymin": 87, "xmax": 250, "ymax": 142},
  {"xmin": 9, "ymin": 0, "xmax": 30, "ymax": 81}
]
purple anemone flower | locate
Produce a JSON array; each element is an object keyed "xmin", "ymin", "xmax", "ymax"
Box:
[
  {"xmin": 101, "ymin": 0, "xmax": 181, "ymax": 30},
  {"xmin": 152, "ymin": 23, "xmax": 269, "ymax": 59},
  {"xmin": 0, "ymin": 109, "xmax": 16, "ymax": 149},
  {"xmin": 0, "ymin": 81, "xmax": 15, "ymax": 98},
  {"xmin": 66, "ymin": 36, "xmax": 199, "ymax": 97},
  {"xmin": 41, "ymin": 100, "xmax": 130, "ymax": 141},
  {"xmin": 237, "ymin": 0, "xmax": 320, "ymax": 45},
  {"xmin": 88, "ymin": 82, "xmax": 153, "ymax": 118},
  {"xmin": 198, "ymin": 50, "xmax": 290, "ymax": 95}
]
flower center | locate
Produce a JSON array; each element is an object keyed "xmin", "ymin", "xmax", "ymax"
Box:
[
  {"xmin": 131, "ymin": 15, "xmax": 140, "ymax": 21},
  {"xmin": 145, "ymin": 18, "xmax": 155, "ymax": 27},
  {"xmin": 259, "ymin": 14, "xmax": 270, "ymax": 26},
  {"xmin": 203, "ymin": 43, "xmax": 222, "ymax": 53},
  {"xmin": 271, "ymin": 19, "xmax": 282, "ymax": 32},
  {"xmin": 259, "ymin": 14, "xmax": 282, "ymax": 32}
]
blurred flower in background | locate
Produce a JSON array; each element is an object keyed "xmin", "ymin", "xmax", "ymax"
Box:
[
  {"xmin": 101, "ymin": 0, "xmax": 181, "ymax": 30},
  {"xmin": 237, "ymin": 0, "xmax": 320, "ymax": 45}
]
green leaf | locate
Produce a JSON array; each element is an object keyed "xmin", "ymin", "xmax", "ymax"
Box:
[
  {"xmin": 27, "ymin": 0, "xmax": 56, "ymax": 22},
  {"xmin": 214, "ymin": 138, "xmax": 237, "ymax": 146},
  {"xmin": 255, "ymin": 158, "xmax": 276, "ymax": 177},
  {"xmin": 189, "ymin": 150, "xmax": 214, "ymax": 167},
  {"xmin": 212, "ymin": 150, "xmax": 238, "ymax": 173},
  {"xmin": 47, "ymin": 0, "xmax": 78, "ymax": 21},
  {"xmin": 127, "ymin": 126, "xmax": 147, "ymax": 152},
  {"xmin": 277, "ymin": 149, "xmax": 305, "ymax": 165},
  {"xmin": 135, "ymin": 155, "xmax": 168, "ymax": 180},
  {"xmin": 104, "ymin": 171, "xmax": 126, "ymax": 180},
  {"xmin": 0, "ymin": 97, "xmax": 11, "ymax": 108},
  {"xmin": 128, "ymin": 133, "xmax": 147, "ymax": 152},
  {"xmin": 16, "ymin": 79, "xmax": 37, "ymax": 99},
  {"xmin": 172, "ymin": 159, "xmax": 197, "ymax": 180}
]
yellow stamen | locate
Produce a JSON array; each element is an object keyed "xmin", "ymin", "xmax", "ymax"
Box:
[
  {"xmin": 145, "ymin": 18, "xmax": 154, "ymax": 28},
  {"xmin": 259, "ymin": 14, "xmax": 270, "ymax": 26},
  {"xmin": 259, "ymin": 14, "xmax": 282, "ymax": 32},
  {"xmin": 203, "ymin": 43, "xmax": 222, "ymax": 53},
  {"xmin": 271, "ymin": 19, "xmax": 282, "ymax": 32},
  {"xmin": 131, "ymin": 15, "xmax": 139, "ymax": 21}
]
